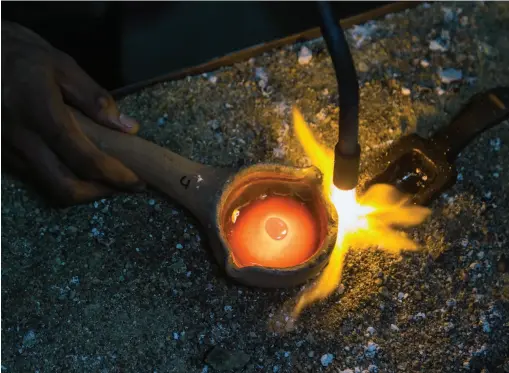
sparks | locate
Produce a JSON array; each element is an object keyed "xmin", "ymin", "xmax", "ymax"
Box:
[{"xmin": 291, "ymin": 107, "xmax": 431, "ymax": 318}]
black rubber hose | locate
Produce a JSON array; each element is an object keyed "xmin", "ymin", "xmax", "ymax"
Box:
[
  {"xmin": 317, "ymin": 1, "xmax": 361, "ymax": 190},
  {"xmin": 317, "ymin": 1, "xmax": 359, "ymax": 155}
]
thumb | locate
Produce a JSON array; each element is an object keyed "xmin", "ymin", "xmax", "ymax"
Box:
[
  {"xmin": 56, "ymin": 52, "xmax": 140, "ymax": 135},
  {"xmin": 96, "ymin": 96, "xmax": 141, "ymax": 135}
]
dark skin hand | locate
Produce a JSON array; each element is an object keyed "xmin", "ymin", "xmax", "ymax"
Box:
[{"xmin": 1, "ymin": 21, "xmax": 145, "ymax": 207}]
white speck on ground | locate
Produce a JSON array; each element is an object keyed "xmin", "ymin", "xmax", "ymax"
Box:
[
  {"xmin": 22, "ymin": 330, "xmax": 36, "ymax": 349},
  {"xmin": 429, "ymin": 39, "xmax": 448, "ymax": 52},
  {"xmin": 255, "ymin": 67, "xmax": 268, "ymax": 84},
  {"xmin": 414, "ymin": 312, "xmax": 427, "ymax": 320},
  {"xmin": 320, "ymin": 353, "xmax": 334, "ymax": 367},
  {"xmin": 272, "ymin": 145, "xmax": 285, "ymax": 159},
  {"xmin": 446, "ymin": 299, "xmax": 457, "ymax": 308},
  {"xmin": 490, "ymin": 137, "xmax": 501, "ymax": 151},
  {"xmin": 349, "ymin": 21, "xmax": 378, "ymax": 48},
  {"xmin": 442, "ymin": 7, "xmax": 455, "ymax": 22},
  {"xmin": 298, "ymin": 46, "xmax": 313, "ymax": 65},
  {"xmin": 364, "ymin": 342, "xmax": 379, "ymax": 359}
]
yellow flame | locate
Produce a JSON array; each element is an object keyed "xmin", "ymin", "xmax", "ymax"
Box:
[{"xmin": 291, "ymin": 107, "xmax": 431, "ymax": 318}]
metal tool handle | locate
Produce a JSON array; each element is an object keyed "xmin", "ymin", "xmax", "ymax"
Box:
[{"xmin": 432, "ymin": 87, "xmax": 509, "ymax": 162}]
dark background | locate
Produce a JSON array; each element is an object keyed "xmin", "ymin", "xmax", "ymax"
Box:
[{"xmin": 2, "ymin": 1, "xmax": 392, "ymax": 91}]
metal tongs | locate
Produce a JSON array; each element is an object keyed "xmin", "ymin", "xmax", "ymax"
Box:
[{"xmin": 366, "ymin": 87, "xmax": 509, "ymax": 205}]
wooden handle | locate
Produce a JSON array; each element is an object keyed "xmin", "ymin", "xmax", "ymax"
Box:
[{"xmin": 71, "ymin": 107, "xmax": 233, "ymax": 222}]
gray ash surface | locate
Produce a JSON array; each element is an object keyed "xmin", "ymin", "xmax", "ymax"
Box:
[{"xmin": 2, "ymin": 2, "xmax": 509, "ymax": 372}]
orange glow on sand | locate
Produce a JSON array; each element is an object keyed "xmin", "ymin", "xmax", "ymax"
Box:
[{"xmin": 291, "ymin": 108, "xmax": 431, "ymax": 318}]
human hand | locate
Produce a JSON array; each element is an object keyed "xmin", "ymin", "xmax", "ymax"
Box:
[{"xmin": 2, "ymin": 21, "xmax": 145, "ymax": 206}]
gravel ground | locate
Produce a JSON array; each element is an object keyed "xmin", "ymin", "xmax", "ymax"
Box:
[{"xmin": 2, "ymin": 2, "xmax": 509, "ymax": 372}]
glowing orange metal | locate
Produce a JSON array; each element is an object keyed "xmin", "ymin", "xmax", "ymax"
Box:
[{"xmin": 229, "ymin": 196, "xmax": 319, "ymax": 268}]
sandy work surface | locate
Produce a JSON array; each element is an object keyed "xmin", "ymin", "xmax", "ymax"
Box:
[{"xmin": 2, "ymin": 2, "xmax": 509, "ymax": 372}]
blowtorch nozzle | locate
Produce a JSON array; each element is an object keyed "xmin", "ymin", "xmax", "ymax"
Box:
[{"xmin": 333, "ymin": 143, "xmax": 361, "ymax": 191}]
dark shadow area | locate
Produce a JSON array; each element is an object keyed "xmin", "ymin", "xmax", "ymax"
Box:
[{"xmin": 2, "ymin": 1, "xmax": 392, "ymax": 90}]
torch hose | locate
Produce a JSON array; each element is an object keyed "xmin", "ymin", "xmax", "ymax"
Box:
[{"xmin": 317, "ymin": 1, "xmax": 361, "ymax": 190}]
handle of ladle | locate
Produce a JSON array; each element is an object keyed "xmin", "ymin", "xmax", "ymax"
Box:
[
  {"xmin": 71, "ymin": 107, "xmax": 233, "ymax": 220},
  {"xmin": 432, "ymin": 86, "xmax": 509, "ymax": 162}
]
